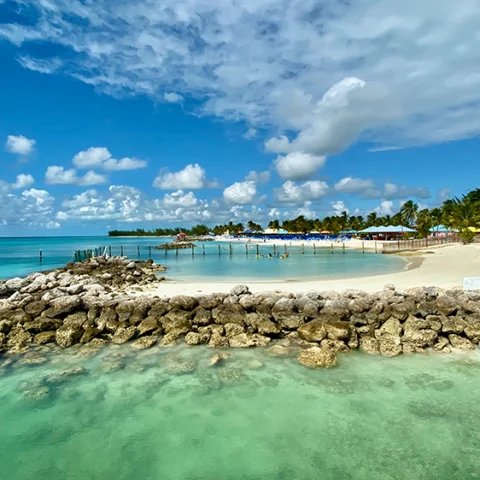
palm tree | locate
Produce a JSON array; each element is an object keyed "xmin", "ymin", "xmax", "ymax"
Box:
[
  {"xmin": 448, "ymin": 198, "xmax": 480, "ymax": 244},
  {"xmin": 399, "ymin": 200, "xmax": 418, "ymax": 227},
  {"xmin": 366, "ymin": 212, "xmax": 378, "ymax": 227},
  {"xmin": 415, "ymin": 209, "xmax": 433, "ymax": 238}
]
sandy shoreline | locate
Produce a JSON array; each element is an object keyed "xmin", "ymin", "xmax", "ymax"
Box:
[{"xmin": 140, "ymin": 243, "xmax": 480, "ymax": 296}]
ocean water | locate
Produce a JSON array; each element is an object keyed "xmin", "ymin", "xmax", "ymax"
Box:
[
  {"xmin": 1, "ymin": 345, "xmax": 480, "ymax": 479},
  {"xmin": 0, "ymin": 237, "xmax": 405, "ymax": 281}
]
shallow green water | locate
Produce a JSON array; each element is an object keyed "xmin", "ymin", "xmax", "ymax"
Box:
[{"xmin": 1, "ymin": 345, "xmax": 480, "ymax": 479}]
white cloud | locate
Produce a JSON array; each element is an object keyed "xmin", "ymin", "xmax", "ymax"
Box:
[
  {"xmin": 331, "ymin": 201, "xmax": 349, "ymax": 214},
  {"xmin": 45, "ymin": 166, "xmax": 107, "ymax": 186},
  {"xmin": 72, "ymin": 147, "xmax": 111, "ymax": 168},
  {"xmin": 161, "ymin": 190, "xmax": 198, "ymax": 208},
  {"xmin": 11, "ymin": 173, "xmax": 34, "ymax": 189},
  {"xmin": 17, "ymin": 55, "xmax": 62, "ymax": 74},
  {"xmin": 223, "ymin": 181, "xmax": 257, "ymax": 205},
  {"xmin": 274, "ymin": 180, "xmax": 329, "ymax": 205},
  {"xmin": 103, "ymin": 157, "xmax": 147, "ymax": 171},
  {"xmin": 245, "ymin": 170, "xmax": 270, "ymax": 185},
  {"xmin": 153, "ymin": 164, "xmax": 217, "ymax": 190},
  {"xmin": 5, "ymin": 135, "xmax": 35, "ymax": 156},
  {"xmin": 72, "ymin": 147, "xmax": 147, "ymax": 171},
  {"xmin": 374, "ymin": 200, "xmax": 395, "ymax": 216},
  {"xmin": 5, "ymin": 0, "xmax": 480, "ymax": 152},
  {"xmin": 243, "ymin": 128, "xmax": 257, "ymax": 139},
  {"xmin": 0, "ymin": 187, "xmax": 58, "ymax": 229},
  {"xmin": 274, "ymin": 152, "xmax": 326, "ymax": 181},
  {"xmin": 334, "ymin": 177, "xmax": 376, "ymax": 194},
  {"xmin": 164, "ymin": 92, "xmax": 184, "ymax": 103},
  {"xmin": 365, "ymin": 182, "xmax": 431, "ymax": 200}
]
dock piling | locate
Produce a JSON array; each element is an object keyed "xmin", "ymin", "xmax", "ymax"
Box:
[
  {"xmin": 120, "ymin": 246, "xmax": 123, "ymax": 256},
  {"xmin": 362, "ymin": 241, "xmax": 365, "ymax": 253},
  {"xmin": 39, "ymin": 250, "xmax": 43, "ymax": 263},
  {"xmin": 218, "ymin": 244, "xmax": 221, "ymax": 255},
  {"xmin": 137, "ymin": 246, "xmax": 140, "ymax": 256},
  {"xmin": 203, "ymin": 245, "xmax": 205, "ymax": 256},
  {"xmin": 331, "ymin": 243, "xmax": 334, "ymax": 254},
  {"xmin": 302, "ymin": 243, "xmax": 304, "ymax": 254},
  {"xmin": 148, "ymin": 245, "xmax": 151, "ymax": 257},
  {"xmin": 313, "ymin": 244, "xmax": 316, "ymax": 255},
  {"xmin": 343, "ymin": 242, "xmax": 345, "ymax": 254},
  {"xmin": 229, "ymin": 243, "xmax": 232, "ymax": 255}
]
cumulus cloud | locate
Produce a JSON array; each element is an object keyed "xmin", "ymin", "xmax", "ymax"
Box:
[
  {"xmin": 72, "ymin": 147, "xmax": 147, "ymax": 171},
  {"xmin": 223, "ymin": 181, "xmax": 257, "ymax": 205},
  {"xmin": 153, "ymin": 164, "xmax": 218, "ymax": 190},
  {"xmin": 274, "ymin": 152, "xmax": 326, "ymax": 181},
  {"xmin": 0, "ymin": 186, "xmax": 57, "ymax": 228},
  {"xmin": 334, "ymin": 177, "xmax": 376, "ymax": 194},
  {"xmin": 245, "ymin": 170, "xmax": 270, "ymax": 185},
  {"xmin": 374, "ymin": 200, "xmax": 395, "ymax": 216},
  {"xmin": 161, "ymin": 190, "xmax": 198, "ymax": 208},
  {"xmin": 274, "ymin": 180, "xmax": 329, "ymax": 205},
  {"xmin": 164, "ymin": 92, "xmax": 183, "ymax": 103},
  {"xmin": 4, "ymin": 0, "xmax": 480, "ymax": 151},
  {"xmin": 363, "ymin": 182, "xmax": 431, "ymax": 200},
  {"xmin": 243, "ymin": 128, "xmax": 257, "ymax": 139},
  {"xmin": 5, "ymin": 135, "xmax": 35, "ymax": 156},
  {"xmin": 45, "ymin": 166, "xmax": 107, "ymax": 186},
  {"xmin": 11, "ymin": 173, "xmax": 34, "ymax": 189},
  {"xmin": 331, "ymin": 201, "xmax": 349, "ymax": 214}
]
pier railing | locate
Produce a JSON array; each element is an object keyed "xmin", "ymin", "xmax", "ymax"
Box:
[
  {"xmin": 382, "ymin": 235, "xmax": 459, "ymax": 253},
  {"xmin": 70, "ymin": 241, "xmax": 379, "ymax": 263}
]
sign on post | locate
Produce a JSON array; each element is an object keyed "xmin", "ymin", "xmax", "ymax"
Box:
[{"xmin": 463, "ymin": 277, "xmax": 480, "ymax": 291}]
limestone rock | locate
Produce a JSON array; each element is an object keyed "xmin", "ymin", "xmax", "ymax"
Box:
[
  {"xmin": 320, "ymin": 339, "xmax": 349, "ymax": 353},
  {"xmin": 45, "ymin": 366, "xmax": 87, "ymax": 384},
  {"xmin": 208, "ymin": 332, "xmax": 229, "ymax": 348},
  {"xmin": 228, "ymin": 333, "xmax": 270, "ymax": 347},
  {"xmin": 170, "ymin": 295, "xmax": 198, "ymax": 310},
  {"xmin": 230, "ymin": 285, "xmax": 250, "ymax": 296},
  {"xmin": 137, "ymin": 318, "xmax": 159, "ymax": 336},
  {"xmin": 297, "ymin": 347, "xmax": 337, "ymax": 369},
  {"xmin": 131, "ymin": 336, "xmax": 157, "ymax": 349},
  {"xmin": 80, "ymin": 327, "xmax": 100, "ymax": 343},
  {"xmin": 112, "ymin": 326, "xmax": 136, "ymax": 345},
  {"xmin": 297, "ymin": 319, "xmax": 327, "ymax": 342},
  {"xmin": 34, "ymin": 331, "xmax": 57, "ymax": 345},
  {"xmin": 359, "ymin": 337, "xmax": 379, "ymax": 355},
  {"xmin": 441, "ymin": 316, "xmax": 466, "ymax": 334},
  {"xmin": 185, "ymin": 331, "xmax": 210, "ymax": 345},
  {"xmin": 272, "ymin": 298, "xmax": 304, "ymax": 329},
  {"xmin": 56, "ymin": 324, "xmax": 84, "ymax": 347},
  {"xmin": 193, "ymin": 309, "xmax": 213, "ymax": 325},
  {"xmin": 324, "ymin": 321, "xmax": 350, "ymax": 340},
  {"xmin": 208, "ymin": 352, "xmax": 231, "ymax": 366},
  {"xmin": 166, "ymin": 358, "xmax": 196, "ymax": 375},
  {"xmin": 256, "ymin": 319, "xmax": 281, "ymax": 336},
  {"xmin": 448, "ymin": 334, "xmax": 474, "ymax": 350},
  {"xmin": 43, "ymin": 295, "xmax": 83, "ymax": 318},
  {"xmin": 224, "ymin": 322, "xmax": 245, "ymax": 338}
]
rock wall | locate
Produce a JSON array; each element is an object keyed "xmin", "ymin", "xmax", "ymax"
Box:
[{"xmin": 1, "ymin": 261, "xmax": 480, "ymax": 367}]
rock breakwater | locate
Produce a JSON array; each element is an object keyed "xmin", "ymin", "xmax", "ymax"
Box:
[{"xmin": 1, "ymin": 264, "xmax": 480, "ymax": 368}]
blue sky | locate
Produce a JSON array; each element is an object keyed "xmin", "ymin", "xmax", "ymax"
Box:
[{"xmin": 0, "ymin": 0, "xmax": 479, "ymax": 235}]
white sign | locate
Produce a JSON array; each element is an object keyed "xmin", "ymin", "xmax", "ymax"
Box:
[{"xmin": 463, "ymin": 277, "xmax": 480, "ymax": 291}]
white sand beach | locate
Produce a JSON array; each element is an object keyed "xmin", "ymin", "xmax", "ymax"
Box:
[{"xmin": 141, "ymin": 243, "xmax": 480, "ymax": 296}]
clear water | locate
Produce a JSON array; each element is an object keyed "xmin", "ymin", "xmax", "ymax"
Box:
[
  {"xmin": 1, "ymin": 345, "xmax": 480, "ymax": 479},
  {"xmin": 0, "ymin": 237, "xmax": 405, "ymax": 281}
]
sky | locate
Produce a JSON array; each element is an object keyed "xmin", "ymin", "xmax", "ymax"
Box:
[{"xmin": 0, "ymin": 0, "xmax": 479, "ymax": 236}]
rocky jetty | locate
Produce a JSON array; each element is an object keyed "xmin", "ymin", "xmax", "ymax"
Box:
[
  {"xmin": 1, "ymin": 272, "xmax": 480, "ymax": 368},
  {"xmin": 154, "ymin": 242, "xmax": 197, "ymax": 250}
]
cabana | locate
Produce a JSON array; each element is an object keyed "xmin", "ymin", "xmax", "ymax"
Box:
[{"xmin": 358, "ymin": 225, "xmax": 415, "ymax": 240}]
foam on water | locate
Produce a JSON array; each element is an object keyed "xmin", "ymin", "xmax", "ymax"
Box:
[{"xmin": 1, "ymin": 345, "xmax": 480, "ymax": 479}]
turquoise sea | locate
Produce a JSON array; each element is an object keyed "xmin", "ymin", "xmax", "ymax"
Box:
[
  {"xmin": 0, "ymin": 236, "xmax": 405, "ymax": 281},
  {"xmin": 1, "ymin": 344, "xmax": 480, "ymax": 479}
]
